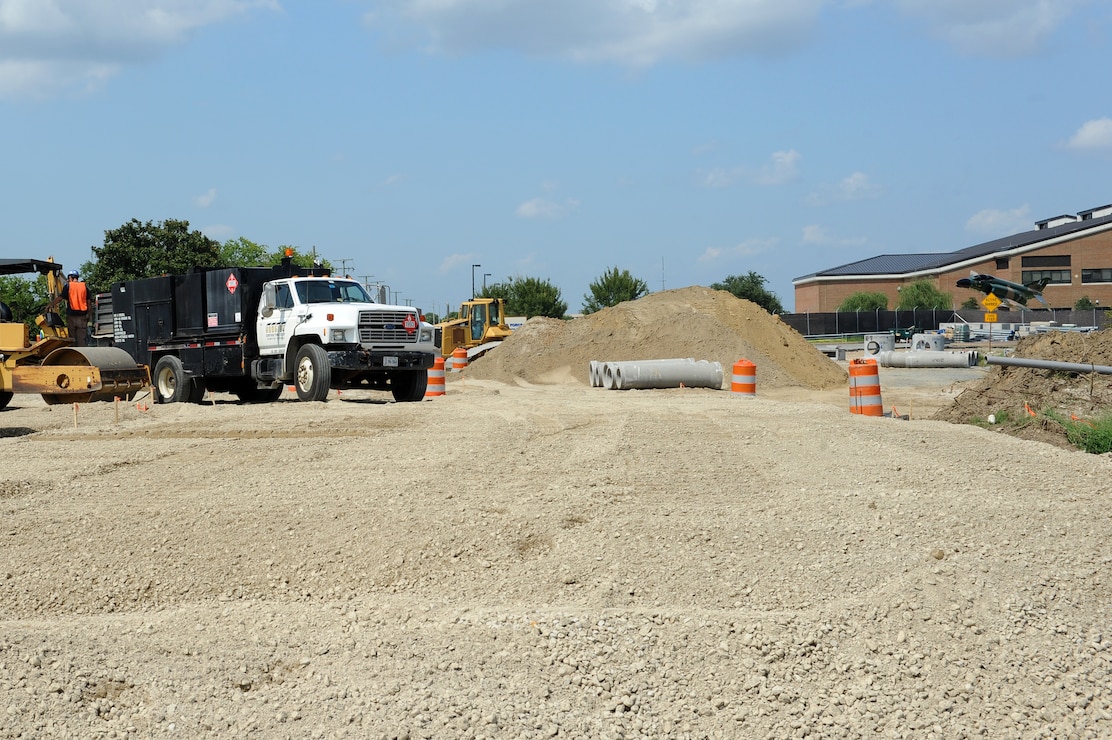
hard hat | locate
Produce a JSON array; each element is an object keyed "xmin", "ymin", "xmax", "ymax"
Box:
[{"xmin": 67, "ymin": 270, "xmax": 79, "ymax": 278}]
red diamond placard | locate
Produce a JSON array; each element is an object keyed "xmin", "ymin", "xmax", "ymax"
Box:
[{"xmin": 226, "ymin": 274, "xmax": 239, "ymax": 294}]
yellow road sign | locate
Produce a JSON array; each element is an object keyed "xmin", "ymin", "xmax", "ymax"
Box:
[
  {"xmin": 984, "ymin": 312, "xmax": 998, "ymax": 323},
  {"xmin": 981, "ymin": 293, "xmax": 1002, "ymax": 311}
]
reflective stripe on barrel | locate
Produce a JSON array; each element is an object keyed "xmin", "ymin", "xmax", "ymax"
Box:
[
  {"xmin": 849, "ymin": 358, "xmax": 883, "ymax": 416},
  {"xmin": 425, "ymin": 356, "xmax": 446, "ymax": 398},
  {"xmin": 731, "ymin": 359, "xmax": 756, "ymax": 396},
  {"xmin": 450, "ymin": 346, "xmax": 468, "ymax": 372}
]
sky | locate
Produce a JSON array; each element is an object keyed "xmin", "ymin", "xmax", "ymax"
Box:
[{"xmin": 2, "ymin": 1, "xmax": 1111, "ymax": 315}]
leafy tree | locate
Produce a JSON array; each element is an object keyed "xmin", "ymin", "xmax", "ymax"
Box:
[
  {"xmin": 509, "ymin": 276, "xmax": 567, "ymax": 318},
  {"xmin": 895, "ymin": 280, "xmax": 951, "ymax": 310},
  {"xmin": 837, "ymin": 291, "xmax": 888, "ymax": 312},
  {"xmin": 82, "ymin": 218, "xmax": 222, "ymax": 292},
  {"xmin": 219, "ymin": 237, "xmax": 271, "ymax": 267},
  {"xmin": 710, "ymin": 272, "xmax": 784, "ymax": 314},
  {"xmin": 1075, "ymin": 296, "xmax": 1096, "ymax": 310},
  {"xmin": 0, "ymin": 274, "xmax": 50, "ymax": 339},
  {"xmin": 961, "ymin": 297, "xmax": 980, "ymax": 310},
  {"xmin": 478, "ymin": 276, "xmax": 565, "ymax": 318},
  {"xmin": 582, "ymin": 267, "xmax": 649, "ymax": 314}
]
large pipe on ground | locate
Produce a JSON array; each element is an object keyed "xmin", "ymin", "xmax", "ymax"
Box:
[
  {"xmin": 600, "ymin": 359, "xmax": 723, "ymax": 390},
  {"xmin": 986, "ymin": 355, "xmax": 1112, "ymax": 375},
  {"xmin": 877, "ymin": 350, "xmax": 979, "ymax": 368}
]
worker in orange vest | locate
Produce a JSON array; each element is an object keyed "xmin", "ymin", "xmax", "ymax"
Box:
[{"xmin": 59, "ymin": 269, "xmax": 90, "ymax": 346}]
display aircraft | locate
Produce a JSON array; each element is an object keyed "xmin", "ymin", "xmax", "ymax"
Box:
[{"xmin": 955, "ymin": 272, "xmax": 1050, "ymax": 307}]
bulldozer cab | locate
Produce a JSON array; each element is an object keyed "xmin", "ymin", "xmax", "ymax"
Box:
[{"xmin": 438, "ymin": 297, "xmax": 512, "ymax": 358}]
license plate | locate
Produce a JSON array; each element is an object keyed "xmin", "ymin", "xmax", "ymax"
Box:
[{"xmin": 384, "ymin": 356, "xmax": 399, "ymax": 367}]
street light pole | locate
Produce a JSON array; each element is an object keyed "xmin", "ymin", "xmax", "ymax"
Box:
[
  {"xmin": 472, "ymin": 264, "xmax": 481, "ymax": 299},
  {"xmin": 483, "ymin": 273, "xmax": 491, "ymax": 292}
]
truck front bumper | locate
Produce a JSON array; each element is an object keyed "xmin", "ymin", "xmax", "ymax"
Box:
[{"xmin": 327, "ymin": 349, "xmax": 435, "ymax": 372}]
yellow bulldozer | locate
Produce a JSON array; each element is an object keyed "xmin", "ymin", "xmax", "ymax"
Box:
[
  {"xmin": 437, "ymin": 297, "xmax": 513, "ymax": 361},
  {"xmin": 0, "ymin": 258, "xmax": 149, "ymax": 409}
]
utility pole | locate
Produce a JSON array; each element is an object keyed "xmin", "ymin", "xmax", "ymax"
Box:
[{"xmin": 337, "ymin": 258, "xmax": 353, "ymax": 277}]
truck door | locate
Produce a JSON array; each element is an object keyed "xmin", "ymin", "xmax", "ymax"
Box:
[{"xmin": 257, "ymin": 282, "xmax": 294, "ymax": 356}]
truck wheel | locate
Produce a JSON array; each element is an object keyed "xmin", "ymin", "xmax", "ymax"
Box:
[
  {"xmin": 153, "ymin": 355, "xmax": 190, "ymax": 404},
  {"xmin": 294, "ymin": 344, "xmax": 331, "ymax": 402},
  {"xmin": 391, "ymin": 369, "xmax": 428, "ymax": 402},
  {"xmin": 0, "ymin": 391, "xmax": 12, "ymax": 410},
  {"xmin": 235, "ymin": 383, "xmax": 283, "ymax": 403}
]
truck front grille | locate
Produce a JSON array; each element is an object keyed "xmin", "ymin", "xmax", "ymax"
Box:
[{"xmin": 359, "ymin": 310, "xmax": 416, "ymax": 343}]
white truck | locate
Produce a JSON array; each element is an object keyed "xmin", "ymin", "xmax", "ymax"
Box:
[{"xmin": 96, "ymin": 260, "xmax": 438, "ymax": 403}]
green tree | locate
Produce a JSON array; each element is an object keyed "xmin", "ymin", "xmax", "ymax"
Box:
[
  {"xmin": 219, "ymin": 237, "xmax": 271, "ymax": 267},
  {"xmin": 961, "ymin": 297, "xmax": 980, "ymax": 310},
  {"xmin": 508, "ymin": 276, "xmax": 567, "ymax": 318},
  {"xmin": 82, "ymin": 218, "xmax": 222, "ymax": 292},
  {"xmin": 0, "ymin": 274, "xmax": 50, "ymax": 339},
  {"xmin": 710, "ymin": 272, "xmax": 784, "ymax": 314},
  {"xmin": 895, "ymin": 280, "xmax": 951, "ymax": 310},
  {"xmin": 837, "ymin": 291, "xmax": 888, "ymax": 312},
  {"xmin": 582, "ymin": 267, "xmax": 649, "ymax": 314},
  {"xmin": 1075, "ymin": 296, "xmax": 1096, "ymax": 310}
]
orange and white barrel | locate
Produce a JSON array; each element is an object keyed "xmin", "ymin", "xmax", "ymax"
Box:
[
  {"xmin": 450, "ymin": 346, "xmax": 468, "ymax": 372},
  {"xmin": 731, "ymin": 359, "xmax": 756, "ymax": 396},
  {"xmin": 849, "ymin": 358, "xmax": 883, "ymax": 416},
  {"xmin": 425, "ymin": 356, "xmax": 446, "ymax": 398}
]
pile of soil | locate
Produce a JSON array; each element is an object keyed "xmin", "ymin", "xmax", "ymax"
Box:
[
  {"xmin": 933, "ymin": 329, "xmax": 1112, "ymax": 449},
  {"xmin": 468, "ymin": 286, "xmax": 847, "ymax": 390}
]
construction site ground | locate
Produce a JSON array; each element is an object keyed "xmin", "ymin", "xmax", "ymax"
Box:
[{"xmin": 2, "ymin": 287, "xmax": 1111, "ymax": 738}]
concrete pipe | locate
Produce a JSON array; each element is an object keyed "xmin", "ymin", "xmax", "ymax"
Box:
[
  {"xmin": 607, "ymin": 359, "xmax": 723, "ymax": 390},
  {"xmin": 910, "ymin": 333, "xmax": 946, "ymax": 352},
  {"xmin": 877, "ymin": 350, "xmax": 979, "ymax": 368},
  {"xmin": 986, "ymin": 356, "xmax": 1112, "ymax": 375}
]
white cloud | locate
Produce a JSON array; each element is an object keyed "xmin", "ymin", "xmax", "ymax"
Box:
[
  {"xmin": 697, "ymin": 237, "xmax": 776, "ymax": 263},
  {"xmin": 1066, "ymin": 118, "xmax": 1112, "ymax": 151},
  {"xmin": 0, "ymin": 0, "xmax": 280, "ymax": 99},
  {"xmin": 200, "ymin": 223, "xmax": 235, "ymax": 240},
  {"xmin": 800, "ymin": 224, "xmax": 866, "ymax": 246},
  {"xmin": 439, "ymin": 253, "xmax": 478, "ymax": 274},
  {"xmin": 366, "ymin": 0, "xmax": 826, "ymax": 66},
  {"xmin": 515, "ymin": 196, "xmax": 580, "ymax": 219},
  {"xmin": 965, "ymin": 205, "xmax": 1032, "ymax": 236},
  {"xmin": 701, "ymin": 149, "xmax": 800, "ymax": 188},
  {"xmin": 807, "ymin": 171, "xmax": 882, "ymax": 205},
  {"xmin": 893, "ymin": 0, "xmax": 1082, "ymax": 57},
  {"xmin": 194, "ymin": 188, "xmax": 217, "ymax": 208}
]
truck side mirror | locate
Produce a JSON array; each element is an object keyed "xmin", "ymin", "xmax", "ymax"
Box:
[{"xmin": 261, "ymin": 283, "xmax": 276, "ymax": 318}]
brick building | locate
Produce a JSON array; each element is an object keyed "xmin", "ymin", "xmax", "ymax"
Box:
[{"xmin": 793, "ymin": 203, "xmax": 1112, "ymax": 312}]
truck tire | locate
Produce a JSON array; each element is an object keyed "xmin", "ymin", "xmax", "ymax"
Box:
[
  {"xmin": 294, "ymin": 344, "xmax": 331, "ymax": 402},
  {"xmin": 391, "ymin": 369, "xmax": 428, "ymax": 402},
  {"xmin": 153, "ymin": 355, "xmax": 203, "ymax": 404},
  {"xmin": 235, "ymin": 383, "xmax": 283, "ymax": 404},
  {"xmin": 0, "ymin": 391, "xmax": 12, "ymax": 410}
]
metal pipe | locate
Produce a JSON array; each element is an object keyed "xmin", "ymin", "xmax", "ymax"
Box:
[
  {"xmin": 877, "ymin": 350, "xmax": 979, "ymax": 368},
  {"xmin": 985, "ymin": 355, "xmax": 1112, "ymax": 375}
]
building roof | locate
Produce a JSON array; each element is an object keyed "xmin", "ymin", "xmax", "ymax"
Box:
[{"xmin": 794, "ymin": 207, "xmax": 1112, "ymax": 283}]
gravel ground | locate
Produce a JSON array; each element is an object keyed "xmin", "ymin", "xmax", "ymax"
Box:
[{"xmin": 3, "ymin": 368, "xmax": 1111, "ymax": 739}]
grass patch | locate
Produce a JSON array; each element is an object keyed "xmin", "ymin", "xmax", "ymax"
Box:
[{"xmin": 1045, "ymin": 410, "xmax": 1112, "ymax": 454}]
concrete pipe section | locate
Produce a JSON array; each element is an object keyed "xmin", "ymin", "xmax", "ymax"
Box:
[
  {"xmin": 877, "ymin": 350, "xmax": 979, "ymax": 368},
  {"xmin": 594, "ymin": 358, "xmax": 724, "ymax": 390},
  {"xmin": 986, "ymin": 355, "xmax": 1112, "ymax": 375}
]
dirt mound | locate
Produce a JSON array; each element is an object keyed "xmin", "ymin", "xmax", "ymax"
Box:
[
  {"xmin": 466, "ymin": 286, "xmax": 846, "ymax": 390},
  {"xmin": 933, "ymin": 329, "xmax": 1112, "ymax": 449}
]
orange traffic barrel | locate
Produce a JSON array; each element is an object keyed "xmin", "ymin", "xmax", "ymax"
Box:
[
  {"xmin": 849, "ymin": 358, "xmax": 883, "ymax": 416},
  {"xmin": 731, "ymin": 359, "xmax": 756, "ymax": 396},
  {"xmin": 425, "ymin": 356, "xmax": 446, "ymax": 398},
  {"xmin": 450, "ymin": 346, "xmax": 468, "ymax": 372}
]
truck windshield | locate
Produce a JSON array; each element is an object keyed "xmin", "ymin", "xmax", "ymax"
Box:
[{"xmin": 294, "ymin": 280, "xmax": 373, "ymax": 305}]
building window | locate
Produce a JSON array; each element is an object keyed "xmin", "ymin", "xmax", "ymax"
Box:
[
  {"xmin": 1021, "ymin": 255, "xmax": 1071, "ymax": 268},
  {"xmin": 995, "ymin": 258, "xmax": 1009, "ymax": 270},
  {"xmin": 1081, "ymin": 268, "xmax": 1112, "ymax": 284},
  {"xmin": 1022, "ymin": 270, "xmax": 1071, "ymax": 285}
]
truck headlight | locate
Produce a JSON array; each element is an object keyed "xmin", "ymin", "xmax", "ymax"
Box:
[
  {"xmin": 330, "ymin": 329, "xmax": 348, "ymax": 343},
  {"xmin": 420, "ymin": 328, "xmax": 433, "ymax": 343}
]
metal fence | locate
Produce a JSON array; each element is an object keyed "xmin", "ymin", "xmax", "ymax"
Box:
[{"xmin": 780, "ymin": 308, "xmax": 1111, "ymax": 339}]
